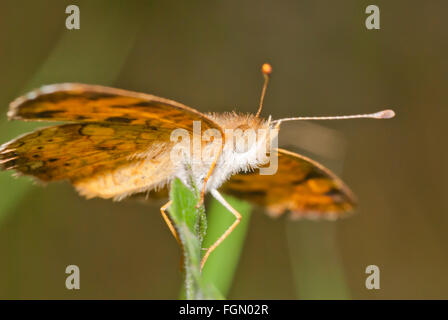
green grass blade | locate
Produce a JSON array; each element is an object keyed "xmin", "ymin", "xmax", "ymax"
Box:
[{"xmin": 286, "ymin": 221, "xmax": 350, "ymax": 299}]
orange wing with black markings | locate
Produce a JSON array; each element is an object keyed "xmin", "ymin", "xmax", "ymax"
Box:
[
  {"xmin": 8, "ymin": 83, "xmax": 219, "ymax": 132},
  {"xmin": 0, "ymin": 122, "xmax": 171, "ymax": 182},
  {"xmin": 1, "ymin": 83, "xmax": 223, "ymax": 199},
  {"xmin": 220, "ymin": 148, "xmax": 356, "ymax": 220}
]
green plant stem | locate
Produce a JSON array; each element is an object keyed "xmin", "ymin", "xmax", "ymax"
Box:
[
  {"xmin": 169, "ymin": 177, "xmax": 252, "ymax": 299},
  {"xmin": 168, "ymin": 178, "xmax": 219, "ymax": 299}
]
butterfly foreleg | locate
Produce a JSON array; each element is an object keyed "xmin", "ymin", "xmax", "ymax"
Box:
[
  {"xmin": 160, "ymin": 200, "xmax": 181, "ymax": 244},
  {"xmin": 200, "ymin": 189, "xmax": 242, "ymax": 271},
  {"xmin": 196, "ymin": 140, "xmax": 223, "ymax": 208}
]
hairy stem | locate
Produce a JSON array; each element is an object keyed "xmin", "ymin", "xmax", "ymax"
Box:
[{"xmin": 168, "ymin": 178, "xmax": 220, "ymax": 299}]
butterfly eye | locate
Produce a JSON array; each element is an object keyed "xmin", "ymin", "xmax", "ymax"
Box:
[{"xmin": 235, "ymin": 123, "xmax": 250, "ymax": 131}]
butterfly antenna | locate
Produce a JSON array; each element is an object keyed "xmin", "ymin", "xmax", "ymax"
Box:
[
  {"xmin": 255, "ymin": 63, "xmax": 272, "ymax": 117},
  {"xmin": 272, "ymin": 109, "xmax": 395, "ymax": 125}
]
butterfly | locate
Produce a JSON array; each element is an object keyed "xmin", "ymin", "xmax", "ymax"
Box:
[{"xmin": 0, "ymin": 64, "xmax": 394, "ymax": 269}]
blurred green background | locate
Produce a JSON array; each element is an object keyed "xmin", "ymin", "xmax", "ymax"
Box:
[{"xmin": 0, "ymin": 0, "xmax": 447, "ymax": 299}]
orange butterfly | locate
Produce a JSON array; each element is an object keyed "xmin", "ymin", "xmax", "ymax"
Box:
[{"xmin": 0, "ymin": 64, "xmax": 394, "ymax": 269}]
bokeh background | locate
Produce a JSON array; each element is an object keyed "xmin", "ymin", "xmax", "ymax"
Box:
[{"xmin": 0, "ymin": 0, "xmax": 447, "ymax": 299}]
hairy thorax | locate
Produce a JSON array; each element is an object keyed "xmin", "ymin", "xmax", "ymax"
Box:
[{"xmin": 175, "ymin": 112, "xmax": 276, "ymax": 192}]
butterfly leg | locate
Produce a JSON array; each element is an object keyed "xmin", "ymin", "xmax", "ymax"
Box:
[
  {"xmin": 196, "ymin": 142, "xmax": 224, "ymax": 208},
  {"xmin": 160, "ymin": 200, "xmax": 181, "ymax": 244},
  {"xmin": 200, "ymin": 189, "xmax": 242, "ymax": 271}
]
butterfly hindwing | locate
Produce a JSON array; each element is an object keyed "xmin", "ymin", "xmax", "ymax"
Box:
[
  {"xmin": 220, "ymin": 148, "xmax": 356, "ymax": 220},
  {"xmin": 0, "ymin": 122, "xmax": 172, "ymax": 182}
]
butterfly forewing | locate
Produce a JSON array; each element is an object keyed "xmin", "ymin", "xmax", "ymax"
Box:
[
  {"xmin": 220, "ymin": 148, "xmax": 356, "ymax": 220},
  {"xmin": 8, "ymin": 83, "xmax": 220, "ymax": 132}
]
